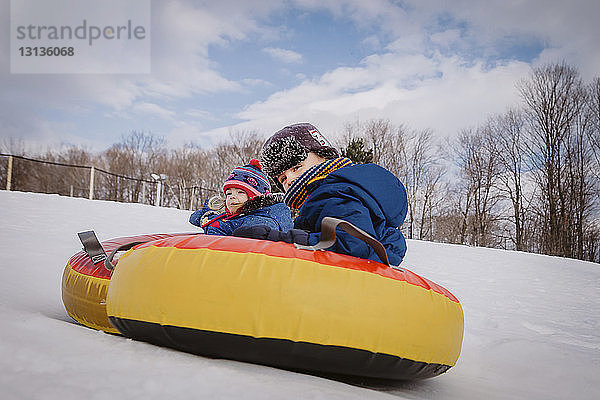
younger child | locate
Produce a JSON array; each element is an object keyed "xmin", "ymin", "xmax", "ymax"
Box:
[
  {"xmin": 234, "ymin": 123, "xmax": 408, "ymax": 266},
  {"xmin": 189, "ymin": 159, "xmax": 293, "ymax": 236}
]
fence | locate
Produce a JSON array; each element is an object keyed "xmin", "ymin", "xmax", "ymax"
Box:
[{"xmin": 1, "ymin": 153, "xmax": 216, "ymax": 210}]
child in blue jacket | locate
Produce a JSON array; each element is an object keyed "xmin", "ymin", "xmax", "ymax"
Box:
[
  {"xmin": 233, "ymin": 123, "xmax": 408, "ymax": 266},
  {"xmin": 189, "ymin": 159, "xmax": 293, "ymax": 235}
]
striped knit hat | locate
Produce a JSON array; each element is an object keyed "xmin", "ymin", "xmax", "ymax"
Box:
[{"xmin": 222, "ymin": 159, "xmax": 271, "ymax": 199}]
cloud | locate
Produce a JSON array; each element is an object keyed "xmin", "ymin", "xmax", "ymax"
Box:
[
  {"xmin": 241, "ymin": 78, "xmax": 272, "ymax": 87},
  {"xmin": 184, "ymin": 109, "xmax": 216, "ymax": 120},
  {"xmin": 294, "ymin": 0, "xmax": 599, "ymax": 78},
  {"xmin": 234, "ymin": 51, "xmax": 531, "ymax": 141},
  {"xmin": 360, "ymin": 35, "xmax": 382, "ymax": 51},
  {"xmin": 224, "ymin": 0, "xmax": 599, "ymax": 143},
  {"xmin": 0, "ymin": 0, "xmax": 276, "ymax": 148},
  {"xmin": 403, "ymin": 0, "xmax": 600, "ymax": 78},
  {"xmin": 165, "ymin": 120, "xmax": 229, "ymax": 148},
  {"xmin": 2, "ymin": 0, "xmax": 598, "ymax": 153},
  {"xmin": 430, "ymin": 29, "xmax": 462, "ymax": 48},
  {"xmin": 0, "ymin": 103, "xmax": 106, "ymax": 151},
  {"xmin": 292, "ymin": 0, "xmax": 414, "ymax": 36},
  {"xmin": 262, "ymin": 47, "xmax": 303, "ymax": 63},
  {"xmin": 132, "ymin": 103, "xmax": 176, "ymax": 120}
]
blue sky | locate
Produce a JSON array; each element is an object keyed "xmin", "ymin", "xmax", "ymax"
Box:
[{"xmin": 1, "ymin": 0, "xmax": 599, "ymax": 152}]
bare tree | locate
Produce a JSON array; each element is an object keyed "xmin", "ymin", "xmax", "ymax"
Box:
[
  {"xmin": 587, "ymin": 77, "xmax": 600, "ymax": 177},
  {"xmin": 363, "ymin": 119, "xmax": 395, "ymax": 165},
  {"xmin": 100, "ymin": 131, "xmax": 165, "ymax": 203},
  {"xmin": 340, "ymin": 119, "xmax": 447, "ymax": 239},
  {"xmin": 58, "ymin": 146, "xmax": 95, "ymax": 198},
  {"xmin": 401, "ymin": 128, "xmax": 444, "ymax": 239},
  {"xmin": 584, "ymin": 77, "xmax": 600, "ymax": 262},
  {"xmin": 564, "ymin": 90, "xmax": 597, "ymax": 260},
  {"xmin": 161, "ymin": 146, "xmax": 200, "ymax": 209},
  {"xmin": 454, "ymin": 126, "xmax": 503, "ymax": 247},
  {"xmin": 223, "ymin": 130, "xmax": 265, "ymax": 165},
  {"xmin": 433, "ymin": 182, "xmax": 473, "ymax": 245},
  {"xmin": 519, "ymin": 62, "xmax": 588, "ymax": 257},
  {"xmin": 419, "ymin": 165, "xmax": 446, "ymax": 241},
  {"xmin": 489, "ymin": 109, "xmax": 531, "ymax": 251},
  {"xmin": 0, "ymin": 137, "xmax": 28, "ymax": 155},
  {"xmin": 210, "ymin": 130, "xmax": 264, "ymax": 188}
]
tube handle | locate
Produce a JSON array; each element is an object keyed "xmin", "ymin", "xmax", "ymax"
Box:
[
  {"xmin": 104, "ymin": 241, "xmax": 148, "ymax": 271},
  {"xmin": 294, "ymin": 217, "xmax": 401, "ymax": 270}
]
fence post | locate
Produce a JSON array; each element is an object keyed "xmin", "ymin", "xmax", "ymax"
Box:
[
  {"xmin": 6, "ymin": 155, "xmax": 12, "ymax": 191},
  {"xmin": 89, "ymin": 166, "xmax": 95, "ymax": 200},
  {"xmin": 155, "ymin": 180, "xmax": 162, "ymax": 207}
]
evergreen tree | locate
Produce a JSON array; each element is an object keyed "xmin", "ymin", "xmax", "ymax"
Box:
[{"xmin": 342, "ymin": 137, "xmax": 373, "ymax": 164}]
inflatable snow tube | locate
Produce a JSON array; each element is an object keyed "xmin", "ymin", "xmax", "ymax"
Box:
[
  {"xmin": 61, "ymin": 233, "xmax": 181, "ymax": 334},
  {"xmin": 106, "ymin": 232, "xmax": 464, "ymax": 380}
]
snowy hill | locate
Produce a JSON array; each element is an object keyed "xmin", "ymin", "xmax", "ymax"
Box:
[{"xmin": 0, "ymin": 190, "xmax": 598, "ymax": 400}]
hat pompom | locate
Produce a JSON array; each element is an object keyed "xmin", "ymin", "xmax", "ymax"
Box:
[{"xmin": 249, "ymin": 158, "xmax": 262, "ymax": 171}]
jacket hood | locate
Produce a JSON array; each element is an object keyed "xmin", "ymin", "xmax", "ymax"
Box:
[
  {"xmin": 238, "ymin": 193, "xmax": 285, "ymax": 215},
  {"xmin": 326, "ymin": 163, "xmax": 407, "ymax": 228}
]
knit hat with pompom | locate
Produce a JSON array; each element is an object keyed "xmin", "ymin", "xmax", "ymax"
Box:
[
  {"xmin": 222, "ymin": 159, "xmax": 271, "ymax": 199},
  {"xmin": 260, "ymin": 123, "xmax": 339, "ymax": 182}
]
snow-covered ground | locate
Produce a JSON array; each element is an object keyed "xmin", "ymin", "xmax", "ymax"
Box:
[{"xmin": 0, "ymin": 190, "xmax": 598, "ymax": 399}]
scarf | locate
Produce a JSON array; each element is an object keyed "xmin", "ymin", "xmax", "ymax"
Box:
[
  {"xmin": 284, "ymin": 157, "xmax": 353, "ymax": 209},
  {"xmin": 200, "ymin": 210, "xmax": 233, "ymax": 228}
]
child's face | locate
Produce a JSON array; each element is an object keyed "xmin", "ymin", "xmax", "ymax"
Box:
[
  {"xmin": 277, "ymin": 152, "xmax": 327, "ymax": 191},
  {"xmin": 225, "ymin": 187, "xmax": 249, "ymax": 213}
]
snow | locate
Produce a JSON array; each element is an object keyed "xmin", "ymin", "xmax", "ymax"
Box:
[{"xmin": 0, "ymin": 189, "xmax": 598, "ymax": 399}]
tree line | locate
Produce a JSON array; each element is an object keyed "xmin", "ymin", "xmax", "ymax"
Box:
[
  {"xmin": 338, "ymin": 62, "xmax": 599, "ymax": 263},
  {"xmin": 1, "ymin": 62, "xmax": 598, "ymax": 263},
  {"xmin": 1, "ymin": 130, "xmax": 263, "ymax": 210}
]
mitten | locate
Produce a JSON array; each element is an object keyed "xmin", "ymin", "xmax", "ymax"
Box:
[
  {"xmin": 233, "ymin": 225, "xmax": 309, "ymax": 245},
  {"xmin": 233, "ymin": 225, "xmax": 271, "ymax": 240},
  {"xmin": 279, "ymin": 228, "xmax": 309, "ymax": 245}
]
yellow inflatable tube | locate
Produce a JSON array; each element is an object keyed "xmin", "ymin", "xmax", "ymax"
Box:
[
  {"xmin": 61, "ymin": 233, "xmax": 181, "ymax": 334},
  {"xmin": 107, "ymin": 233, "xmax": 464, "ymax": 380}
]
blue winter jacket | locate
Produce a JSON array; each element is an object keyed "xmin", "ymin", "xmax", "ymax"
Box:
[
  {"xmin": 189, "ymin": 194, "xmax": 293, "ymax": 236},
  {"xmin": 293, "ymin": 163, "xmax": 408, "ymax": 266}
]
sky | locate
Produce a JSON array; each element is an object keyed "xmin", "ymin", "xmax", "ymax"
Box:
[
  {"xmin": 0, "ymin": 189, "xmax": 599, "ymax": 399},
  {"xmin": 1, "ymin": 0, "xmax": 599, "ymax": 152}
]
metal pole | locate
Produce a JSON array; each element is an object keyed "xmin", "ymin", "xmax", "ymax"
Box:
[
  {"xmin": 89, "ymin": 166, "xmax": 95, "ymax": 200},
  {"xmin": 155, "ymin": 181, "xmax": 161, "ymax": 206},
  {"xmin": 160, "ymin": 180, "xmax": 164, "ymax": 207},
  {"xmin": 6, "ymin": 155, "xmax": 12, "ymax": 191},
  {"xmin": 189, "ymin": 186, "xmax": 195, "ymax": 210},
  {"xmin": 142, "ymin": 181, "xmax": 146, "ymax": 204}
]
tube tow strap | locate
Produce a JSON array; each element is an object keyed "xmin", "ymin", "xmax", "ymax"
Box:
[{"xmin": 77, "ymin": 231, "xmax": 107, "ymax": 265}]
